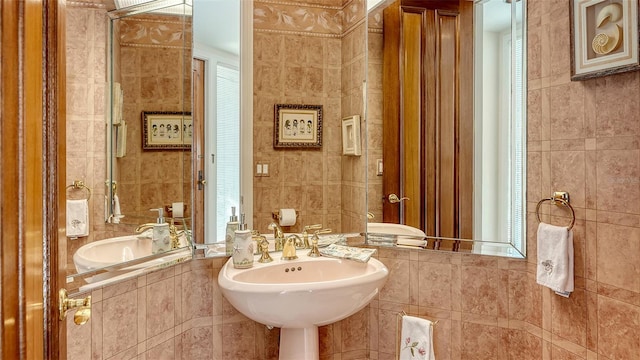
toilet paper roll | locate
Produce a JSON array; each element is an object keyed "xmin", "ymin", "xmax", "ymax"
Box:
[
  {"xmin": 278, "ymin": 208, "xmax": 297, "ymax": 226},
  {"xmin": 172, "ymin": 202, "xmax": 184, "ymax": 218}
]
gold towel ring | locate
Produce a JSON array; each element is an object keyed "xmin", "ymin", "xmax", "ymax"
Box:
[
  {"xmin": 535, "ymin": 192, "xmax": 575, "ymax": 230},
  {"xmin": 66, "ymin": 180, "xmax": 91, "ymax": 200}
]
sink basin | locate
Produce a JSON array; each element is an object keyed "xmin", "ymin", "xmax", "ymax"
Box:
[
  {"xmin": 218, "ymin": 251, "xmax": 388, "ymax": 359},
  {"xmin": 73, "ymin": 235, "xmax": 189, "ymax": 282}
]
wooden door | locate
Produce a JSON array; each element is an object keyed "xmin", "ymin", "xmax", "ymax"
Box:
[
  {"xmin": 382, "ymin": 0, "xmax": 473, "ymax": 240},
  {"xmin": 1, "ymin": 0, "xmax": 66, "ymax": 358},
  {"xmin": 193, "ymin": 58, "xmax": 205, "ymax": 243}
]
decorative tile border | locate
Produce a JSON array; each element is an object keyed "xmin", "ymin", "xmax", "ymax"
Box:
[{"xmin": 254, "ymin": 0, "xmax": 365, "ymax": 38}]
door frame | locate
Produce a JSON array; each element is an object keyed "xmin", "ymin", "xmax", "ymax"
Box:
[{"xmin": 1, "ymin": 0, "xmax": 66, "ymax": 358}]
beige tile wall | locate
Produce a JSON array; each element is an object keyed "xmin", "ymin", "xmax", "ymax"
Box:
[
  {"xmin": 67, "ymin": 1, "xmax": 640, "ymax": 359},
  {"xmin": 65, "ymin": 3, "xmax": 117, "ymax": 272}
]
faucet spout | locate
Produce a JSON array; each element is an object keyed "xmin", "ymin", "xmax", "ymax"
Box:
[
  {"xmin": 282, "ymin": 234, "xmax": 302, "ymax": 260},
  {"xmin": 135, "ymin": 223, "xmax": 156, "ymax": 233},
  {"xmin": 135, "ymin": 222, "xmax": 182, "ymax": 249}
]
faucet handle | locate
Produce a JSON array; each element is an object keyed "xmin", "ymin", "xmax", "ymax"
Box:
[
  {"xmin": 256, "ymin": 236, "xmax": 273, "ymax": 263},
  {"xmin": 303, "ymin": 224, "xmax": 322, "ymax": 232},
  {"xmin": 302, "ymin": 224, "xmax": 322, "ymax": 248},
  {"xmin": 307, "ymin": 229, "xmax": 331, "ymax": 257}
]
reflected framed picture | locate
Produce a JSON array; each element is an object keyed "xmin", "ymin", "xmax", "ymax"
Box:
[
  {"xmin": 341, "ymin": 115, "xmax": 361, "ymax": 156},
  {"xmin": 570, "ymin": 0, "xmax": 640, "ymax": 81},
  {"xmin": 274, "ymin": 104, "xmax": 323, "ymax": 148},
  {"xmin": 142, "ymin": 111, "xmax": 192, "ymax": 150}
]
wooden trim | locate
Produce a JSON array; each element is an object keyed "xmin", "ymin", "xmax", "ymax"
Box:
[
  {"xmin": 193, "ymin": 58, "xmax": 205, "ymax": 244},
  {"xmin": 1, "ymin": 0, "xmax": 64, "ymax": 358},
  {"xmin": 25, "ymin": 0, "xmax": 46, "ymax": 356},
  {"xmin": 1, "ymin": 0, "xmax": 26, "ymax": 357},
  {"xmin": 44, "ymin": 0, "xmax": 66, "ymax": 358},
  {"xmin": 458, "ymin": 0, "xmax": 473, "ymax": 240}
]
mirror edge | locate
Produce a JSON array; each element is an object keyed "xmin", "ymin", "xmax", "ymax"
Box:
[{"xmin": 240, "ymin": 0, "xmax": 254, "ymax": 230}]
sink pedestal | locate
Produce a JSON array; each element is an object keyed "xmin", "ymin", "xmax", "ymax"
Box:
[{"xmin": 279, "ymin": 327, "xmax": 319, "ymax": 360}]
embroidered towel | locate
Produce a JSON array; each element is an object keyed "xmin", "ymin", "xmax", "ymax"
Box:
[
  {"xmin": 400, "ymin": 315, "xmax": 435, "ymax": 360},
  {"xmin": 536, "ymin": 222, "xmax": 574, "ymax": 297},
  {"xmin": 66, "ymin": 199, "xmax": 89, "ymax": 238}
]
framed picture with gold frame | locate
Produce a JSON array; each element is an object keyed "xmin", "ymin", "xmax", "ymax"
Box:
[
  {"xmin": 273, "ymin": 104, "xmax": 323, "ymax": 148},
  {"xmin": 142, "ymin": 111, "xmax": 192, "ymax": 150},
  {"xmin": 570, "ymin": 0, "xmax": 640, "ymax": 81}
]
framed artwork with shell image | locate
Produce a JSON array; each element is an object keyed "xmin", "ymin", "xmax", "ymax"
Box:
[{"xmin": 570, "ymin": 0, "xmax": 640, "ymax": 81}]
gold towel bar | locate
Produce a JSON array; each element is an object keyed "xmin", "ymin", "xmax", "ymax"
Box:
[
  {"xmin": 66, "ymin": 180, "xmax": 91, "ymax": 200},
  {"xmin": 535, "ymin": 191, "xmax": 575, "ymax": 230},
  {"xmin": 397, "ymin": 310, "xmax": 438, "ymax": 326}
]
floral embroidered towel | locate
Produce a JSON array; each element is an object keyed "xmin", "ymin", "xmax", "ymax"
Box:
[
  {"xmin": 319, "ymin": 244, "xmax": 376, "ymax": 262},
  {"xmin": 400, "ymin": 315, "xmax": 435, "ymax": 360},
  {"xmin": 536, "ymin": 222, "xmax": 574, "ymax": 297},
  {"xmin": 66, "ymin": 199, "xmax": 89, "ymax": 238}
]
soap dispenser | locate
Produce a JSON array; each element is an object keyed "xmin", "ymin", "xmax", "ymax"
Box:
[
  {"xmin": 150, "ymin": 208, "xmax": 170, "ymax": 254},
  {"xmin": 232, "ymin": 213, "xmax": 254, "ymax": 269},
  {"xmin": 225, "ymin": 206, "xmax": 239, "ymax": 256}
]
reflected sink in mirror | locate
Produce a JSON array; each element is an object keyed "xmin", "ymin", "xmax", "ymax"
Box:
[
  {"xmin": 218, "ymin": 253, "xmax": 388, "ymax": 360},
  {"xmin": 366, "ymin": 222, "xmax": 427, "ymax": 247},
  {"xmin": 73, "ymin": 234, "xmax": 190, "ymax": 284}
]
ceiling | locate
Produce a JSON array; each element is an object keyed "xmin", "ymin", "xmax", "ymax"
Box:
[{"xmin": 193, "ymin": 0, "xmax": 240, "ymax": 56}]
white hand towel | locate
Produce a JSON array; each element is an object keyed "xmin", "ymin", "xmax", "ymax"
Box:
[
  {"xmin": 536, "ymin": 222, "xmax": 574, "ymax": 297},
  {"xmin": 400, "ymin": 315, "xmax": 435, "ymax": 360},
  {"xmin": 66, "ymin": 199, "xmax": 89, "ymax": 238}
]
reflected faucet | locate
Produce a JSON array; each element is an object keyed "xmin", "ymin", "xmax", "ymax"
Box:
[
  {"xmin": 267, "ymin": 222, "xmax": 285, "ymax": 251},
  {"xmin": 135, "ymin": 221, "xmax": 182, "ymax": 249}
]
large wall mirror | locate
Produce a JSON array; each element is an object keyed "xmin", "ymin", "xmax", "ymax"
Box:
[
  {"xmin": 365, "ymin": 0, "xmax": 527, "ymax": 258},
  {"xmin": 66, "ymin": 0, "xmax": 252, "ymax": 292},
  {"xmin": 65, "ymin": 0, "xmax": 195, "ymax": 292}
]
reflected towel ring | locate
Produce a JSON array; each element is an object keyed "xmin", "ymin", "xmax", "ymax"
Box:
[
  {"xmin": 66, "ymin": 180, "xmax": 91, "ymax": 200},
  {"xmin": 535, "ymin": 196, "xmax": 575, "ymax": 230}
]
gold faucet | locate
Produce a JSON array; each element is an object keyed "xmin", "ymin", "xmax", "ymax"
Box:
[
  {"xmin": 256, "ymin": 236, "xmax": 273, "ymax": 263},
  {"xmin": 307, "ymin": 228, "xmax": 332, "ymax": 257},
  {"xmin": 282, "ymin": 234, "xmax": 302, "ymax": 260},
  {"xmin": 135, "ymin": 221, "xmax": 182, "ymax": 250},
  {"xmin": 268, "ymin": 222, "xmax": 285, "ymax": 251},
  {"xmin": 302, "ymin": 224, "xmax": 322, "ymax": 248}
]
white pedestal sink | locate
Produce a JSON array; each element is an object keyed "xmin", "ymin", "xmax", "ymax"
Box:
[{"xmin": 218, "ymin": 251, "xmax": 389, "ymax": 360}]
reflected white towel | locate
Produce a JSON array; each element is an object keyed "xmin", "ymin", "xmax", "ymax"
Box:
[
  {"xmin": 400, "ymin": 315, "xmax": 435, "ymax": 360},
  {"xmin": 66, "ymin": 199, "xmax": 89, "ymax": 238},
  {"xmin": 116, "ymin": 120, "xmax": 127, "ymax": 158},
  {"xmin": 397, "ymin": 238, "xmax": 428, "ymax": 248},
  {"xmin": 536, "ymin": 222, "xmax": 574, "ymax": 297},
  {"xmin": 111, "ymin": 194, "xmax": 124, "ymax": 224}
]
